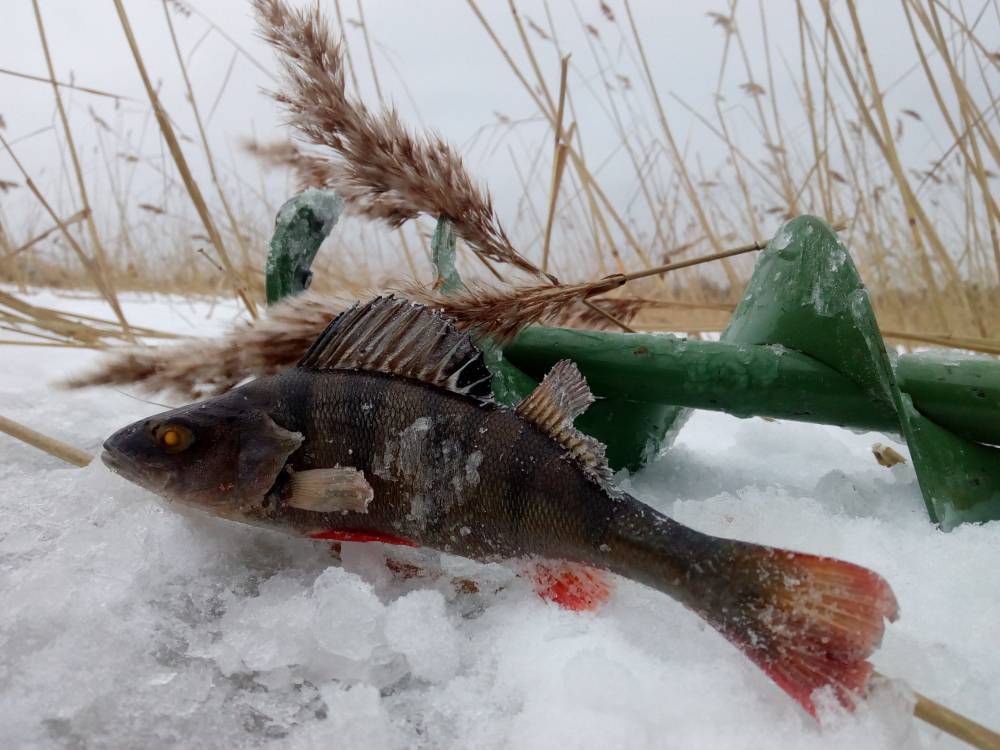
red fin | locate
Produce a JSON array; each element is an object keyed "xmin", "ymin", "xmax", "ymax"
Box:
[
  {"xmin": 531, "ymin": 562, "xmax": 612, "ymax": 612},
  {"xmin": 713, "ymin": 548, "xmax": 898, "ymax": 716},
  {"xmin": 308, "ymin": 529, "xmax": 419, "ymax": 547}
]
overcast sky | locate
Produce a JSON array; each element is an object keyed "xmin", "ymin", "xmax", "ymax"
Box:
[{"xmin": 1, "ymin": 0, "xmax": 993, "ymax": 271}]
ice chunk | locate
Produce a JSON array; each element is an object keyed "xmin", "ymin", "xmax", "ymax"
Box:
[
  {"xmin": 312, "ymin": 567, "xmax": 384, "ymax": 662},
  {"xmin": 385, "ymin": 590, "xmax": 460, "ymax": 683},
  {"xmin": 771, "ymin": 225, "xmax": 794, "ymax": 250}
]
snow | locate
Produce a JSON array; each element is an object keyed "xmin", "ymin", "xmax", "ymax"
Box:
[{"xmin": 2, "ymin": 288, "xmax": 999, "ymax": 749}]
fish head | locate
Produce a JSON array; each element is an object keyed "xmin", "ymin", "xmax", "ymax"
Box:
[{"xmin": 102, "ymin": 394, "xmax": 303, "ymax": 516}]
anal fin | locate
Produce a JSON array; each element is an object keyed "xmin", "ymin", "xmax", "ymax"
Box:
[
  {"xmin": 289, "ymin": 467, "xmax": 374, "ymax": 513},
  {"xmin": 530, "ymin": 561, "xmax": 612, "ymax": 612}
]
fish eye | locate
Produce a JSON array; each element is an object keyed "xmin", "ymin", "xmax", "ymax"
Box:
[{"xmin": 154, "ymin": 423, "xmax": 193, "ymax": 454}]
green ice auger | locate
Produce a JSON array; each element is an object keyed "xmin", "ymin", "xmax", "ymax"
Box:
[
  {"xmin": 266, "ymin": 197, "xmax": 1000, "ymax": 529},
  {"xmin": 265, "ymin": 189, "xmax": 344, "ymax": 304}
]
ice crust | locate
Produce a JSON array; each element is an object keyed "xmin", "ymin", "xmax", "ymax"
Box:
[{"xmin": 1, "ymin": 289, "xmax": 998, "ymax": 749}]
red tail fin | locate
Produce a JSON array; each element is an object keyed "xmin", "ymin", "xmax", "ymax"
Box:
[{"xmin": 706, "ymin": 547, "xmax": 898, "ymax": 716}]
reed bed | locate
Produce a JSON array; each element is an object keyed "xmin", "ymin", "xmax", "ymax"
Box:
[{"xmin": 1, "ymin": 0, "xmax": 997, "ymax": 350}]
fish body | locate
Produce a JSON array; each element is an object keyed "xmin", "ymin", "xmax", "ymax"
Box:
[{"xmin": 102, "ymin": 297, "xmax": 897, "ymax": 715}]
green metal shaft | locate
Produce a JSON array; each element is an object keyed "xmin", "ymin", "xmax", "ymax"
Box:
[
  {"xmin": 265, "ymin": 189, "xmax": 343, "ymax": 304},
  {"xmin": 505, "ymin": 327, "xmax": 1000, "ymax": 447}
]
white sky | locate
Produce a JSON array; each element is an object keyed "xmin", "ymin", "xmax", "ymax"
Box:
[{"xmin": 1, "ymin": 0, "xmax": 994, "ymax": 275}]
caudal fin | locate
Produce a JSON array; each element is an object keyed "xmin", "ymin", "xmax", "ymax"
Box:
[{"xmin": 702, "ymin": 545, "xmax": 898, "ymax": 716}]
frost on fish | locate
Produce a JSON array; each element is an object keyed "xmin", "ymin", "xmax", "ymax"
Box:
[
  {"xmin": 464, "ymin": 451, "xmax": 483, "ymax": 486},
  {"xmin": 374, "ymin": 416, "xmax": 482, "ymax": 530},
  {"xmin": 373, "ymin": 416, "xmax": 433, "ymax": 483}
]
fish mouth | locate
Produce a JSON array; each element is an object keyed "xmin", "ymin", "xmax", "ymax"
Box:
[
  {"xmin": 100, "ymin": 438, "xmax": 140, "ymax": 481},
  {"xmin": 101, "ymin": 446, "xmax": 121, "ymax": 472},
  {"xmin": 100, "ymin": 447, "xmax": 173, "ymax": 498}
]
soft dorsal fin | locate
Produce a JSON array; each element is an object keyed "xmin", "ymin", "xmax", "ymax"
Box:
[
  {"xmin": 298, "ymin": 296, "xmax": 493, "ymax": 398},
  {"xmin": 516, "ymin": 360, "xmax": 615, "ymax": 490}
]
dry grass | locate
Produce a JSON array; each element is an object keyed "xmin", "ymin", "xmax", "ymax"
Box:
[
  {"xmin": 254, "ymin": 0, "xmax": 541, "ymax": 278},
  {"xmin": 1, "ymin": 0, "xmax": 998, "ymax": 350}
]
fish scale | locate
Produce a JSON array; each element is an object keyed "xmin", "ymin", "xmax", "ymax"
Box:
[{"xmin": 274, "ymin": 368, "xmax": 610, "ymax": 561}]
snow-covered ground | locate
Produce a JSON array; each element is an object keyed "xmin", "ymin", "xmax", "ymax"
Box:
[{"xmin": 1, "ymin": 289, "xmax": 997, "ymax": 749}]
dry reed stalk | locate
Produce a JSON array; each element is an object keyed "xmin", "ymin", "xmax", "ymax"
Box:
[
  {"xmin": 112, "ymin": 0, "xmax": 259, "ymax": 320},
  {"xmin": 806, "ymin": 4, "xmax": 941, "ymax": 329},
  {"xmin": 0, "ymin": 67, "xmax": 128, "ymax": 101},
  {"xmin": 352, "ymin": 0, "xmax": 418, "ymax": 280},
  {"xmin": 0, "ymin": 134, "xmax": 128, "ymax": 328},
  {"xmin": 824, "ymin": 0, "xmax": 975, "ymax": 334},
  {"xmin": 708, "ymin": 21, "xmax": 764, "ymax": 240},
  {"xmin": 0, "ymin": 340, "xmax": 96, "ymax": 349},
  {"xmin": 542, "ymin": 55, "xmax": 572, "ymax": 274},
  {"xmin": 531, "ymin": 13, "xmax": 617, "ymax": 280},
  {"xmin": 868, "ymin": 672, "xmax": 1000, "ymax": 750},
  {"xmin": 901, "ymin": 4, "xmax": 999, "ymax": 206},
  {"xmin": 332, "ymin": 0, "xmax": 362, "ymax": 92},
  {"xmin": 0, "ymin": 414, "xmax": 92, "ymax": 467},
  {"xmin": 910, "ymin": 0, "xmax": 1000, "ymax": 278},
  {"xmin": 517, "ymin": 8, "xmax": 653, "ymax": 272},
  {"xmin": 254, "ymin": 0, "xmax": 538, "ymax": 278},
  {"xmin": 881, "ymin": 329, "xmax": 1000, "ymax": 357},
  {"xmin": 355, "ymin": 0, "xmax": 383, "ymax": 102},
  {"xmin": 0, "ymin": 288, "xmax": 176, "ymax": 348},
  {"xmin": 466, "ymin": 0, "xmax": 646, "ymax": 272},
  {"xmin": 757, "ymin": 4, "xmax": 799, "ymax": 215},
  {"xmin": 622, "ymin": 0, "xmax": 739, "ymax": 288},
  {"xmin": 161, "ymin": 0, "xmax": 257, "ymax": 280},
  {"xmin": 30, "ymin": 0, "xmax": 133, "ymax": 341},
  {"xmin": 573, "ymin": 7, "xmax": 673, "ymax": 259},
  {"xmin": 9, "ymin": 209, "xmax": 89, "ymax": 257}
]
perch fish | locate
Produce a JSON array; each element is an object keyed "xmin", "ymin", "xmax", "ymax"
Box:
[{"xmin": 102, "ymin": 296, "xmax": 897, "ymax": 715}]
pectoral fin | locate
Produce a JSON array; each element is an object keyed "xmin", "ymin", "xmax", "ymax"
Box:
[{"xmin": 288, "ymin": 467, "xmax": 374, "ymax": 514}]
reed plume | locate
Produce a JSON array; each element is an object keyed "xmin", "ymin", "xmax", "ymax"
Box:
[
  {"xmin": 253, "ymin": 0, "xmax": 539, "ymax": 277},
  {"xmin": 63, "ymin": 291, "xmax": 351, "ymax": 399},
  {"xmin": 242, "ymin": 138, "xmax": 335, "ymax": 191},
  {"xmin": 64, "ymin": 281, "xmax": 649, "ymax": 396},
  {"xmin": 405, "ymin": 279, "xmax": 621, "ymax": 340},
  {"xmin": 554, "ymin": 297, "xmax": 644, "ymax": 331}
]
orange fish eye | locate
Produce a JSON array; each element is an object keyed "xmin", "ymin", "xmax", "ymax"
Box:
[{"xmin": 155, "ymin": 424, "xmax": 192, "ymax": 453}]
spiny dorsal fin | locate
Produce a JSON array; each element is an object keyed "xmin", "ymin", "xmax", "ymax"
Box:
[
  {"xmin": 516, "ymin": 360, "xmax": 615, "ymax": 490},
  {"xmin": 298, "ymin": 296, "xmax": 493, "ymax": 398}
]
